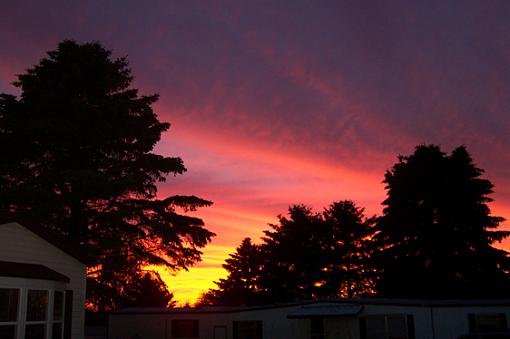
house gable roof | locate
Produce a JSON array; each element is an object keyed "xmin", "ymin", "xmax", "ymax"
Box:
[{"xmin": 0, "ymin": 216, "xmax": 86, "ymax": 265}]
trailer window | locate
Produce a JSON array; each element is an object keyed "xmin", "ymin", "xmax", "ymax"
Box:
[
  {"xmin": 0, "ymin": 288, "xmax": 19, "ymax": 339},
  {"xmin": 233, "ymin": 321, "xmax": 262, "ymax": 339},
  {"xmin": 469, "ymin": 313, "xmax": 507, "ymax": 332},
  {"xmin": 361, "ymin": 314, "xmax": 414, "ymax": 339}
]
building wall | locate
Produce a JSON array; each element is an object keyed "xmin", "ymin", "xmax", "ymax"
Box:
[
  {"xmin": 324, "ymin": 317, "xmax": 358, "ymax": 339},
  {"xmin": 361, "ymin": 304, "xmax": 432, "ymax": 339},
  {"xmin": 327, "ymin": 304, "xmax": 510, "ymax": 339},
  {"xmin": 232, "ymin": 305, "xmax": 308, "ymax": 339},
  {"xmin": 0, "ymin": 222, "xmax": 87, "ymax": 339},
  {"xmin": 0, "ymin": 276, "xmax": 68, "ymax": 339},
  {"xmin": 109, "ymin": 305, "xmax": 310, "ymax": 339},
  {"xmin": 109, "ymin": 303, "xmax": 510, "ymax": 339},
  {"xmin": 431, "ymin": 306, "xmax": 510, "ymax": 339}
]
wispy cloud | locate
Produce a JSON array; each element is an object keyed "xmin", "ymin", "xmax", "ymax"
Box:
[{"xmin": 2, "ymin": 0, "xmax": 510, "ymax": 304}]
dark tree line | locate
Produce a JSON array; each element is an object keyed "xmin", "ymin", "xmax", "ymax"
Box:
[
  {"xmin": 0, "ymin": 41, "xmax": 214, "ymax": 310},
  {"xmin": 199, "ymin": 201, "xmax": 377, "ymax": 306},
  {"xmin": 120, "ymin": 271, "xmax": 176, "ymax": 308},
  {"xmin": 200, "ymin": 145, "xmax": 510, "ymax": 306},
  {"xmin": 1, "ymin": 40, "xmax": 509, "ymax": 309},
  {"xmin": 376, "ymin": 145, "xmax": 509, "ymax": 298}
]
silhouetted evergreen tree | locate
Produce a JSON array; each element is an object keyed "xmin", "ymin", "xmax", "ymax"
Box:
[
  {"xmin": 198, "ymin": 238, "xmax": 263, "ymax": 306},
  {"xmin": 321, "ymin": 201, "xmax": 377, "ymax": 298},
  {"xmin": 0, "ymin": 40, "xmax": 214, "ymax": 310},
  {"xmin": 259, "ymin": 205, "xmax": 326, "ymax": 302},
  {"xmin": 202, "ymin": 202, "xmax": 376, "ymax": 305},
  {"xmin": 375, "ymin": 145, "xmax": 510, "ymax": 298},
  {"xmin": 87, "ymin": 266, "xmax": 176, "ymax": 310},
  {"xmin": 260, "ymin": 203, "xmax": 376, "ymax": 302},
  {"xmin": 121, "ymin": 272, "xmax": 176, "ymax": 308}
]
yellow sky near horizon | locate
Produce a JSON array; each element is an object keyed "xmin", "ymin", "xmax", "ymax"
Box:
[
  {"xmin": 158, "ymin": 203, "xmax": 510, "ymax": 306},
  {"xmin": 151, "ymin": 245, "xmax": 233, "ymax": 306}
]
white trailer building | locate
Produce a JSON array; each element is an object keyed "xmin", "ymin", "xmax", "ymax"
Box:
[
  {"xmin": 109, "ymin": 299, "xmax": 510, "ymax": 339},
  {"xmin": 0, "ymin": 220, "xmax": 87, "ymax": 339}
]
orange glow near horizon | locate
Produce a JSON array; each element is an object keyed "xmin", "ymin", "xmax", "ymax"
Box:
[
  {"xmin": 154, "ymin": 129, "xmax": 510, "ymax": 305},
  {"xmin": 162, "ymin": 204, "xmax": 510, "ymax": 306},
  {"xmin": 161, "ymin": 206, "xmax": 510, "ymax": 306},
  {"xmin": 2, "ymin": 2, "xmax": 510, "ymax": 307},
  {"xmin": 148, "ymin": 245, "xmax": 235, "ymax": 305}
]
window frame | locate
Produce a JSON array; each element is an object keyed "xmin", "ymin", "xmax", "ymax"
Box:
[
  {"xmin": 0, "ymin": 278, "xmax": 66, "ymax": 339},
  {"xmin": 468, "ymin": 313, "xmax": 508, "ymax": 333},
  {"xmin": 0, "ymin": 287, "xmax": 22, "ymax": 339},
  {"xmin": 361, "ymin": 314, "xmax": 414, "ymax": 339},
  {"xmin": 51, "ymin": 290, "xmax": 65, "ymax": 339},
  {"xmin": 233, "ymin": 320, "xmax": 263, "ymax": 339}
]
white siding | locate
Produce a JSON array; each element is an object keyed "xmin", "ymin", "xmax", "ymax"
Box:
[
  {"xmin": 231, "ymin": 305, "xmax": 308, "ymax": 339},
  {"xmin": 432, "ymin": 306, "xmax": 510, "ymax": 339},
  {"xmin": 109, "ymin": 306, "xmax": 310, "ymax": 339},
  {"xmin": 361, "ymin": 304, "xmax": 431, "ymax": 339},
  {"xmin": 109, "ymin": 302, "xmax": 510, "ymax": 339},
  {"xmin": 325, "ymin": 317, "xmax": 359, "ymax": 339},
  {"xmin": 0, "ymin": 222, "xmax": 86, "ymax": 339}
]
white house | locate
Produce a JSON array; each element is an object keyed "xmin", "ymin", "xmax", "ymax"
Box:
[
  {"xmin": 109, "ymin": 299, "xmax": 510, "ymax": 339},
  {"xmin": 0, "ymin": 220, "xmax": 87, "ymax": 339}
]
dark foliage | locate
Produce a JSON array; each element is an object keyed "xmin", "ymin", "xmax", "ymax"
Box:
[
  {"xmin": 0, "ymin": 40, "xmax": 214, "ymax": 310},
  {"xmin": 120, "ymin": 271, "xmax": 176, "ymax": 308},
  {"xmin": 375, "ymin": 145, "xmax": 510, "ymax": 298},
  {"xmin": 88, "ymin": 271, "xmax": 174, "ymax": 311},
  {"xmin": 260, "ymin": 203, "xmax": 376, "ymax": 302},
  {"xmin": 200, "ymin": 201, "xmax": 376, "ymax": 305},
  {"xmin": 259, "ymin": 205, "xmax": 325, "ymax": 302},
  {"xmin": 202, "ymin": 145, "xmax": 510, "ymax": 305},
  {"xmin": 321, "ymin": 201, "xmax": 377, "ymax": 298}
]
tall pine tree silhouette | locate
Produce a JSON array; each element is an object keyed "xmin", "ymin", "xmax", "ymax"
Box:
[
  {"xmin": 375, "ymin": 145, "xmax": 510, "ymax": 298},
  {"xmin": 0, "ymin": 40, "xmax": 214, "ymax": 309}
]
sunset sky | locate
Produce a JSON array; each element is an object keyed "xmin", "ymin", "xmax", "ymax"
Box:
[{"xmin": 2, "ymin": 1, "xmax": 510, "ymax": 304}]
